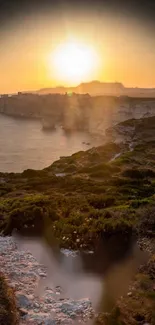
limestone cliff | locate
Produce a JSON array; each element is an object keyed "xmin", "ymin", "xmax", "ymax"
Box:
[{"xmin": 1, "ymin": 93, "xmax": 155, "ymax": 135}]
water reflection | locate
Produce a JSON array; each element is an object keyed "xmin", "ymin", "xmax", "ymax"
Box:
[
  {"xmin": 0, "ymin": 114, "xmax": 104, "ymax": 172},
  {"xmin": 13, "ymin": 230, "xmax": 148, "ymax": 317}
]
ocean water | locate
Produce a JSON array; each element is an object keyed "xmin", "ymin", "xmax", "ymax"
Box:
[{"xmin": 0, "ymin": 114, "xmax": 103, "ymax": 173}]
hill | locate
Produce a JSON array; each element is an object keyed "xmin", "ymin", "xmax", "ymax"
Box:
[
  {"xmin": 38, "ymin": 81, "xmax": 124, "ymax": 96},
  {"xmin": 37, "ymin": 81, "xmax": 155, "ymax": 98}
]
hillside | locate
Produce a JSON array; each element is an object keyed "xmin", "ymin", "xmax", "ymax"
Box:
[{"xmin": 0, "ymin": 116, "xmax": 155, "ymax": 324}]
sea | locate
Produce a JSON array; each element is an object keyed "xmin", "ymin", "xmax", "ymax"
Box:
[{"xmin": 0, "ymin": 114, "xmax": 103, "ymax": 173}]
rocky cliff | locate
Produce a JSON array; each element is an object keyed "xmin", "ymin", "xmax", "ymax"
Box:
[{"xmin": 1, "ymin": 93, "xmax": 155, "ymax": 135}]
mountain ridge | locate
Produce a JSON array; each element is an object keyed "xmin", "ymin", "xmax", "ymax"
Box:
[{"xmin": 36, "ymin": 80, "xmax": 155, "ymax": 97}]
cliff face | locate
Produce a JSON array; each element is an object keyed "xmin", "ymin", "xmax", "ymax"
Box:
[{"xmin": 1, "ymin": 93, "xmax": 155, "ymax": 135}]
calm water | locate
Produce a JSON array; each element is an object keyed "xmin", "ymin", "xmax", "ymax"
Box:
[
  {"xmin": 14, "ymin": 232, "xmax": 148, "ymax": 315},
  {"xmin": 0, "ymin": 114, "xmax": 103, "ymax": 173}
]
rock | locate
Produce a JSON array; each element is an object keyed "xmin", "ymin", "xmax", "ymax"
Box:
[
  {"xmin": 19, "ymin": 308, "xmax": 28, "ymax": 317},
  {"xmin": 17, "ymin": 294, "xmax": 31, "ymax": 308},
  {"xmin": 127, "ymin": 292, "xmax": 132, "ymax": 297},
  {"xmin": 44, "ymin": 319, "xmax": 56, "ymax": 325},
  {"xmin": 70, "ymin": 312, "xmax": 76, "ymax": 318}
]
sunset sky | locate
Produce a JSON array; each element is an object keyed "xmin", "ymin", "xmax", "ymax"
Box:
[{"xmin": 0, "ymin": 0, "xmax": 155, "ymax": 93}]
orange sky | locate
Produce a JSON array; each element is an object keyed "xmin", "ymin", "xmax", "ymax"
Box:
[{"xmin": 0, "ymin": 10, "xmax": 155, "ymax": 93}]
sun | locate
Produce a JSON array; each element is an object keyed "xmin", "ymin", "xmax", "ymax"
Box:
[{"xmin": 49, "ymin": 40, "xmax": 99, "ymax": 84}]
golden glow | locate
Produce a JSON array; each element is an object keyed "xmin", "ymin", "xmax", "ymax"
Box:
[
  {"xmin": 0, "ymin": 10, "xmax": 155, "ymax": 93},
  {"xmin": 49, "ymin": 41, "xmax": 99, "ymax": 84}
]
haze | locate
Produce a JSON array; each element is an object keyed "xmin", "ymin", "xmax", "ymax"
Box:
[{"xmin": 0, "ymin": 5, "xmax": 155, "ymax": 93}]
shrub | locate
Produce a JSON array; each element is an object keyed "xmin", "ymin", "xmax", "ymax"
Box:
[
  {"xmin": 136, "ymin": 205, "xmax": 155, "ymax": 237},
  {"xmin": 122, "ymin": 168, "xmax": 155, "ymax": 179},
  {"xmin": 64, "ymin": 164, "xmax": 77, "ymax": 172},
  {"xmin": 0, "ymin": 273, "xmax": 19, "ymax": 325},
  {"xmin": 137, "ymin": 274, "xmax": 152, "ymax": 291},
  {"xmin": 2, "ymin": 194, "xmax": 58, "ymax": 235},
  {"xmin": 88, "ymin": 195, "xmax": 115, "ymax": 209}
]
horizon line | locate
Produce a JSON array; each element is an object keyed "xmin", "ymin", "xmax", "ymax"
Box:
[{"xmin": 1, "ymin": 80, "xmax": 155, "ymax": 95}]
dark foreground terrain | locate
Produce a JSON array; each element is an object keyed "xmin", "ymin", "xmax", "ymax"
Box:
[
  {"xmin": 0, "ymin": 273, "xmax": 19, "ymax": 325},
  {"xmin": 0, "ymin": 116, "xmax": 155, "ymax": 324}
]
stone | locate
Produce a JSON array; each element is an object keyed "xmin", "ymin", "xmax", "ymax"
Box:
[
  {"xmin": 17, "ymin": 294, "xmax": 31, "ymax": 308},
  {"xmin": 19, "ymin": 308, "xmax": 28, "ymax": 317},
  {"xmin": 127, "ymin": 292, "xmax": 132, "ymax": 297},
  {"xmin": 44, "ymin": 319, "xmax": 56, "ymax": 325}
]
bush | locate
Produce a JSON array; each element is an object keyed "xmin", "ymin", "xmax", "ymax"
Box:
[
  {"xmin": 131, "ymin": 197, "xmax": 154, "ymax": 208},
  {"xmin": 2, "ymin": 194, "xmax": 58, "ymax": 235},
  {"xmin": 136, "ymin": 205, "xmax": 155, "ymax": 237},
  {"xmin": 122, "ymin": 168, "xmax": 155, "ymax": 179},
  {"xmin": 0, "ymin": 273, "xmax": 19, "ymax": 325},
  {"xmin": 22, "ymin": 169, "xmax": 47, "ymax": 178},
  {"xmin": 88, "ymin": 195, "xmax": 115, "ymax": 209},
  {"xmin": 64, "ymin": 164, "xmax": 77, "ymax": 172}
]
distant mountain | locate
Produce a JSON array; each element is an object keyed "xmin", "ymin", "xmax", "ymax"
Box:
[
  {"xmin": 37, "ymin": 81, "xmax": 155, "ymax": 97},
  {"xmin": 37, "ymin": 81, "xmax": 125, "ymax": 96}
]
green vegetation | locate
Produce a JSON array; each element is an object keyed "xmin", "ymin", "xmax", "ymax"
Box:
[
  {"xmin": 0, "ymin": 273, "xmax": 19, "ymax": 325},
  {"xmin": 0, "ymin": 116, "xmax": 155, "ymax": 323},
  {"xmin": 1, "ymin": 116, "xmax": 155, "ymax": 248}
]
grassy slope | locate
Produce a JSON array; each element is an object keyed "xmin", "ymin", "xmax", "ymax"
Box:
[{"xmin": 0, "ymin": 116, "xmax": 155, "ymax": 324}]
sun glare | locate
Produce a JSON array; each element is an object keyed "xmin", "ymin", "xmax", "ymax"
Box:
[{"xmin": 49, "ymin": 40, "xmax": 99, "ymax": 84}]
